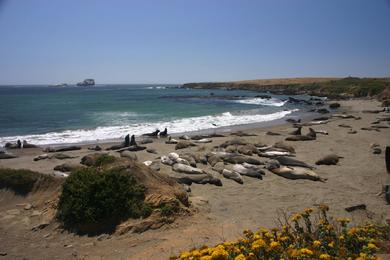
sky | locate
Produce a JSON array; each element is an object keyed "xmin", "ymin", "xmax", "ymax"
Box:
[{"xmin": 0, "ymin": 0, "xmax": 389, "ymax": 85}]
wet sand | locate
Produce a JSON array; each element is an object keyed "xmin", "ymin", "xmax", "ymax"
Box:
[{"xmin": 0, "ymin": 99, "xmax": 389, "ymax": 259}]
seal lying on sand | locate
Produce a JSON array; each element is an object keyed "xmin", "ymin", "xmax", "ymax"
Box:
[
  {"xmin": 44, "ymin": 145, "xmax": 82, "ymax": 152},
  {"xmin": 275, "ymin": 156, "xmax": 314, "ymax": 169},
  {"xmin": 0, "ymin": 151, "xmax": 17, "ymax": 159},
  {"xmin": 222, "ymin": 169, "xmax": 244, "ymax": 184},
  {"xmin": 315, "ymin": 154, "xmax": 343, "ymax": 165},
  {"xmin": 175, "ymin": 174, "xmax": 222, "ymax": 186},
  {"xmin": 173, "ymin": 163, "xmax": 204, "ymax": 174},
  {"xmin": 22, "ymin": 140, "xmax": 39, "ymax": 148},
  {"xmin": 232, "ymin": 164, "xmax": 264, "ymax": 179},
  {"xmin": 266, "ymin": 161, "xmax": 326, "ymax": 182}
]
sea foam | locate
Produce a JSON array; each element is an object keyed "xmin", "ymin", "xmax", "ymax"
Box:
[{"xmin": 0, "ymin": 109, "xmax": 297, "ymax": 146}]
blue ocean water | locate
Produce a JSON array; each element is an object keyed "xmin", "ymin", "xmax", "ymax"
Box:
[{"xmin": 0, "ymin": 84, "xmax": 305, "ymax": 145}]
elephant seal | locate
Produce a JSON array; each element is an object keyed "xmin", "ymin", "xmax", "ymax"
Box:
[
  {"xmin": 386, "ymin": 146, "xmax": 390, "ymax": 173},
  {"xmin": 179, "ymin": 135, "xmax": 190, "ymax": 140},
  {"xmin": 195, "ymin": 138, "xmax": 212, "ymax": 143},
  {"xmin": 175, "ymin": 141, "xmax": 196, "ymax": 150},
  {"xmin": 267, "ymin": 161, "xmax": 326, "ymax": 182},
  {"xmin": 222, "ymin": 169, "xmax": 243, "ymax": 184},
  {"xmin": 275, "ymin": 156, "xmax": 314, "ymax": 169},
  {"xmin": 129, "ymin": 135, "xmax": 137, "ymax": 146},
  {"xmin": 22, "ymin": 140, "xmax": 38, "ymax": 148},
  {"xmin": 52, "ymin": 153, "xmax": 78, "ymax": 160},
  {"xmin": 0, "ymin": 152, "xmax": 17, "ymax": 159},
  {"xmin": 88, "ymin": 145, "xmax": 102, "ymax": 151},
  {"xmin": 159, "ymin": 128, "xmax": 168, "ymax": 137},
  {"xmin": 165, "ymin": 136, "xmax": 179, "ymax": 144},
  {"xmin": 285, "ymin": 135, "xmax": 315, "ymax": 141},
  {"xmin": 219, "ymin": 138, "xmax": 247, "ymax": 148},
  {"xmin": 175, "ymin": 174, "xmax": 222, "ymax": 186},
  {"xmin": 172, "ymin": 163, "xmax": 204, "ymax": 174},
  {"xmin": 161, "ymin": 155, "xmax": 175, "ymax": 166},
  {"xmin": 143, "ymin": 129, "xmax": 160, "ymax": 137},
  {"xmin": 117, "ymin": 145, "xmax": 146, "ymax": 152},
  {"xmin": 289, "ymin": 127, "xmax": 302, "ymax": 136},
  {"xmin": 273, "ymin": 142, "xmax": 295, "ymax": 153},
  {"xmin": 124, "ymin": 134, "xmax": 130, "ymax": 146},
  {"xmin": 266, "ymin": 131, "xmax": 281, "ymax": 136},
  {"xmin": 139, "ymin": 138, "xmax": 153, "ymax": 144},
  {"xmin": 232, "ymin": 164, "xmax": 264, "ymax": 179},
  {"xmin": 315, "ymin": 154, "xmax": 343, "ymax": 165}
]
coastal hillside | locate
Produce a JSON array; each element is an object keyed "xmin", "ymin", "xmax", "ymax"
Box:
[{"xmin": 183, "ymin": 77, "xmax": 390, "ymax": 99}]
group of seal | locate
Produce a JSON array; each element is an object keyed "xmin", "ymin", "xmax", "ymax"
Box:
[{"xmin": 4, "ymin": 140, "xmax": 38, "ymax": 149}]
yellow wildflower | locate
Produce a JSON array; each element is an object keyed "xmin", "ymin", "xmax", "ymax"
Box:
[
  {"xmin": 367, "ymin": 243, "xmax": 378, "ymax": 250},
  {"xmin": 180, "ymin": 251, "xmax": 192, "ymax": 259},
  {"xmin": 234, "ymin": 254, "xmax": 246, "ymax": 260},
  {"xmin": 210, "ymin": 245, "xmax": 228, "ymax": 260},
  {"xmin": 269, "ymin": 241, "xmax": 281, "ymax": 250},
  {"xmin": 200, "ymin": 256, "xmax": 212, "ymax": 260},
  {"xmin": 313, "ymin": 240, "xmax": 321, "ymax": 247},
  {"xmin": 300, "ymin": 248, "xmax": 314, "ymax": 256},
  {"xmin": 319, "ymin": 253, "xmax": 331, "ymax": 259},
  {"xmin": 328, "ymin": 241, "xmax": 334, "ymax": 248},
  {"xmin": 304, "ymin": 208, "xmax": 314, "ymax": 214},
  {"xmin": 251, "ymin": 239, "xmax": 266, "ymax": 250},
  {"xmin": 291, "ymin": 213, "xmax": 302, "ymax": 222}
]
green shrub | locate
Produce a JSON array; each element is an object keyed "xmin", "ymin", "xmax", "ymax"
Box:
[
  {"xmin": 160, "ymin": 201, "xmax": 180, "ymax": 217},
  {"xmin": 57, "ymin": 167, "xmax": 151, "ymax": 232},
  {"xmin": 94, "ymin": 154, "xmax": 116, "ymax": 167},
  {"xmin": 0, "ymin": 168, "xmax": 49, "ymax": 195}
]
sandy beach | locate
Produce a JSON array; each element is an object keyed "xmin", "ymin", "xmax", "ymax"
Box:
[{"xmin": 0, "ymin": 99, "xmax": 389, "ymax": 259}]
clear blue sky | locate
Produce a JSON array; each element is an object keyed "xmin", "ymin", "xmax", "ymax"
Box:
[{"xmin": 0, "ymin": 0, "xmax": 389, "ymax": 84}]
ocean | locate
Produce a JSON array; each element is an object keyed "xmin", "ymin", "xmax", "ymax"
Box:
[{"xmin": 0, "ymin": 84, "xmax": 310, "ymax": 146}]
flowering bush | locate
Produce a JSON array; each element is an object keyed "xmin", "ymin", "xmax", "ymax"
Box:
[{"xmin": 174, "ymin": 205, "xmax": 389, "ymax": 260}]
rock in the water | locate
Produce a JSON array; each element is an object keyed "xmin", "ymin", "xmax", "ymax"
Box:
[{"xmin": 315, "ymin": 154, "xmax": 342, "ymax": 165}]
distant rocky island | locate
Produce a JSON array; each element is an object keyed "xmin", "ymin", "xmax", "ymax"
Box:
[{"xmin": 76, "ymin": 79, "xmax": 95, "ymax": 86}]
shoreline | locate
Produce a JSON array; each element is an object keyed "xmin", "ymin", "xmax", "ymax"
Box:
[{"xmin": 0, "ymin": 98, "xmax": 389, "ymax": 259}]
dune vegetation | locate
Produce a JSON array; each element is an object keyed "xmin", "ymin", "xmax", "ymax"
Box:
[{"xmin": 174, "ymin": 205, "xmax": 389, "ymax": 260}]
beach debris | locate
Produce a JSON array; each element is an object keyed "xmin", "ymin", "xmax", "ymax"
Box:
[
  {"xmin": 266, "ymin": 160, "xmax": 326, "ymax": 182},
  {"xmin": 174, "ymin": 173, "xmax": 222, "ymax": 186},
  {"xmin": 371, "ymin": 144, "xmax": 382, "ymax": 155},
  {"xmin": 222, "ymin": 169, "xmax": 243, "ymax": 184},
  {"xmin": 315, "ymin": 154, "xmax": 343, "ymax": 165},
  {"xmin": 88, "ymin": 145, "xmax": 102, "ymax": 151},
  {"xmin": 347, "ymin": 130, "xmax": 357, "ymax": 134},
  {"xmin": 175, "ymin": 141, "xmax": 197, "ymax": 150},
  {"xmin": 165, "ymin": 136, "xmax": 178, "ymax": 144},
  {"xmin": 361, "ymin": 127, "xmax": 380, "ymax": 132},
  {"xmin": 345, "ymin": 204, "xmax": 366, "ymax": 212},
  {"xmin": 275, "ymin": 156, "xmax": 314, "ymax": 169}
]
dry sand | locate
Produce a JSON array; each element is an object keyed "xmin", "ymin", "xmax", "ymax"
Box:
[{"xmin": 0, "ymin": 99, "xmax": 389, "ymax": 259}]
